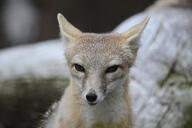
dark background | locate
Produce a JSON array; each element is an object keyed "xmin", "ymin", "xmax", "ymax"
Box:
[{"xmin": 0, "ymin": 0, "xmax": 155, "ymax": 49}]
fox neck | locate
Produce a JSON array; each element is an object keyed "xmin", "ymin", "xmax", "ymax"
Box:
[{"xmin": 71, "ymin": 78, "xmax": 131, "ymax": 128}]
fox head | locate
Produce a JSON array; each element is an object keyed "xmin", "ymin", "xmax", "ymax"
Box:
[{"xmin": 57, "ymin": 13, "xmax": 149, "ymax": 106}]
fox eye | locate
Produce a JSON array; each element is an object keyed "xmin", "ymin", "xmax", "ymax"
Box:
[
  {"xmin": 105, "ymin": 65, "xmax": 119, "ymax": 73},
  {"xmin": 73, "ymin": 64, "xmax": 85, "ymax": 73}
]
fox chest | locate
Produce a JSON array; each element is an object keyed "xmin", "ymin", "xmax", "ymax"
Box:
[
  {"xmin": 90, "ymin": 122, "xmax": 130, "ymax": 128},
  {"xmin": 58, "ymin": 104, "xmax": 130, "ymax": 128},
  {"xmin": 80, "ymin": 103, "xmax": 131, "ymax": 128}
]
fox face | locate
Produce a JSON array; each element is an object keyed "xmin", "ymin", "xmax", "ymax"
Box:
[
  {"xmin": 57, "ymin": 14, "xmax": 149, "ymax": 106},
  {"xmin": 65, "ymin": 34, "xmax": 133, "ymax": 105}
]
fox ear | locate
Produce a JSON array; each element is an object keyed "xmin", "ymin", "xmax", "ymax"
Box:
[
  {"xmin": 57, "ymin": 13, "xmax": 82, "ymax": 42},
  {"xmin": 121, "ymin": 17, "xmax": 150, "ymax": 51}
]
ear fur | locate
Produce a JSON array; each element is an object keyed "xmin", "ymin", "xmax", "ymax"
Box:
[
  {"xmin": 57, "ymin": 13, "xmax": 82, "ymax": 42},
  {"xmin": 121, "ymin": 17, "xmax": 150, "ymax": 51}
]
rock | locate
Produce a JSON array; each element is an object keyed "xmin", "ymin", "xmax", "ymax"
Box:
[
  {"xmin": 0, "ymin": 39, "xmax": 69, "ymax": 128},
  {"xmin": 114, "ymin": 4, "xmax": 192, "ymax": 128},
  {"xmin": 0, "ymin": 78, "xmax": 68, "ymax": 128},
  {"xmin": 0, "ymin": 39, "xmax": 69, "ymax": 81}
]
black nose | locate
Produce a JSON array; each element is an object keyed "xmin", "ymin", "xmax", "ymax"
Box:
[{"xmin": 86, "ymin": 93, "xmax": 97, "ymax": 102}]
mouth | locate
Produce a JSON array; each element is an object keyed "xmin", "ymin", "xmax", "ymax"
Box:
[{"xmin": 88, "ymin": 102, "xmax": 97, "ymax": 106}]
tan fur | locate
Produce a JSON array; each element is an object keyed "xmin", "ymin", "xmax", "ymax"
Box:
[
  {"xmin": 44, "ymin": 13, "xmax": 149, "ymax": 128},
  {"xmin": 56, "ymin": 80, "xmax": 131, "ymax": 128},
  {"xmin": 59, "ymin": 81, "xmax": 85, "ymax": 128},
  {"xmin": 90, "ymin": 80, "xmax": 131, "ymax": 128}
]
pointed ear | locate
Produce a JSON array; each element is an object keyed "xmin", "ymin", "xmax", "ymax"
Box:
[
  {"xmin": 121, "ymin": 16, "xmax": 150, "ymax": 51},
  {"xmin": 57, "ymin": 13, "xmax": 82, "ymax": 42}
]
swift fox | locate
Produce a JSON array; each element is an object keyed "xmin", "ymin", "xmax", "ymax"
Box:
[{"xmin": 44, "ymin": 13, "xmax": 149, "ymax": 128}]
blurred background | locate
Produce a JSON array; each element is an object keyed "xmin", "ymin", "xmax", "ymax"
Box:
[
  {"xmin": 0, "ymin": 0, "xmax": 155, "ymax": 49},
  {"xmin": 1, "ymin": 0, "xmax": 192, "ymax": 128}
]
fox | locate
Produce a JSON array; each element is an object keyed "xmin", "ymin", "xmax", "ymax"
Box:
[{"xmin": 44, "ymin": 13, "xmax": 149, "ymax": 128}]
